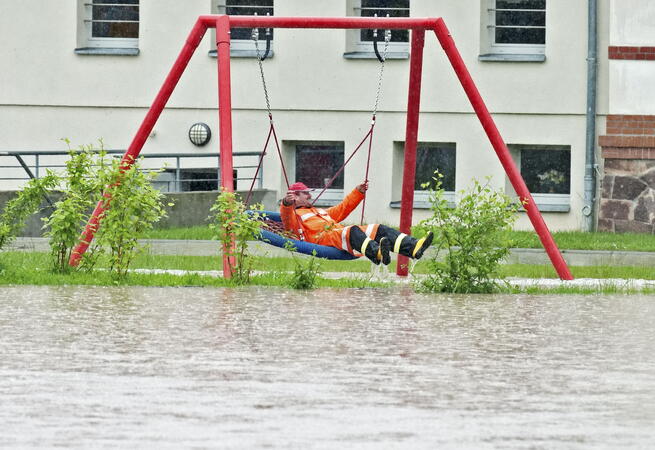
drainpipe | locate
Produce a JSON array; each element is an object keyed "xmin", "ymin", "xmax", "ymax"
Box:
[{"xmin": 583, "ymin": 0, "xmax": 598, "ymax": 231}]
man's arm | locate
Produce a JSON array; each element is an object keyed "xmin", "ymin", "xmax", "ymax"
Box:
[
  {"xmin": 326, "ymin": 181, "xmax": 367, "ymax": 222},
  {"xmin": 280, "ymin": 193, "xmax": 301, "ymax": 237}
]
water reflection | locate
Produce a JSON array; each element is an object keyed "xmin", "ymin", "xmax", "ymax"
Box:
[{"xmin": 1, "ymin": 286, "xmax": 654, "ymax": 448}]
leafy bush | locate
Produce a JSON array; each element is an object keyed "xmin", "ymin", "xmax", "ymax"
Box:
[
  {"xmin": 43, "ymin": 142, "xmax": 107, "ymax": 272},
  {"xmin": 415, "ymin": 173, "xmax": 520, "ymax": 294},
  {"xmin": 85, "ymin": 156, "xmax": 169, "ymax": 278},
  {"xmin": 284, "ymin": 242, "xmax": 322, "ymax": 290},
  {"xmin": 209, "ymin": 190, "xmax": 264, "ymax": 285},
  {"xmin": 0, "ymin": 173, "xmax": 59, "ymax": 251}
]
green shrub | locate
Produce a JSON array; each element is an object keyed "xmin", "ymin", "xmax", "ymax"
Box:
[
  {"xmin": 0, "ymin": 173, "xmax": 59, "ymax": 251},
  {"xmin": 209, "ymin": 190, "xmax": 264, "ymax": 285},
  {"xmin": 285, "ymin": 242, "xmax": 322, "ymax": 290},
  {"xmin": 85, "ymin": 156, "xmax": 169, "ymax": 278},
  {"xmin": 415, "ymin": 173, "xmax": 520, "ymax": 294},
  {"xmin": 43, "ymin": 142, "xmax": 107, "ymax": 272}
]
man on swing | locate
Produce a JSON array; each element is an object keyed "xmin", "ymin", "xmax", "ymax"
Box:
[{"xmin": 280, "ymin": 181, "xmax": 433, "ymax": 265}]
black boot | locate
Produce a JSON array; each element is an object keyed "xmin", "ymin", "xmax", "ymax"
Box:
[
  {"xmin": 379, "ymin": 237, "xmax": 391, "ymax": 265},
  {"xmin": 412, "ymin": 231, "xmax": 434, "ymax": 259},
  {"xmin": 361, "ymin": 237, "xmax": 381, "ymax": 265},
  {"xmin": 392, "ymin": 231, "xmax": 434, "ymax": 259},
  {"xmin": 349, "ymin": 227, "xmax": 385, "ymax": 265}
]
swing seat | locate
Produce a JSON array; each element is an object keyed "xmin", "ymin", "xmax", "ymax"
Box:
[{"xmin": 248, "ymin": 210, "xmax": 359, "ymax": 260}]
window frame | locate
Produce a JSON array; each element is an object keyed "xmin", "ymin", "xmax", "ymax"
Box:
[
  {"xmin": 78, "ymin": 0, "xmax": 139, "ymax": 52},
  {"xmin": 288, "ymin": 141, "xmax": 345, "ymax": 207},
  {"xmin": 412, "ymin": 143, "xmax": 457, "ymax": 206},
  {"xmin": 481, "ymin": 0, "xmax": 546, "ymax": 61},
  {"xmin": 345, "ymin": 0, "xmax": 410, "ymax": 59},
  {"xmin": 507, "ymin": 144, "xmax": 571, "ymax": 212},
  {"xmin": 213, "ymin": 0, "xmax": 274, "ymax": 58}
]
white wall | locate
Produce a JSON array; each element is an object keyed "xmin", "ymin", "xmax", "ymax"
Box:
[
  {"xmin": 608, "ymin": 0, "xmax": 655, "ymax": 115},
  {"xmin": 0, "ymin": 0, "xmax": 606, "ymax": 230}
]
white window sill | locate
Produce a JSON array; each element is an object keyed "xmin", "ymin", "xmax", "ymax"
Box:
[
  {"xmin": 75, "ymin": 47, "xmax": 139, "ymax": 56},
  {"xmin": 343, "ymin": 51, "xmax": 409, "ymax": 60},
  {"xmin": 209, "ymin": 49, "xmax": 274, "ymax": 59},
  {"xmin": 390, "ymin": 200, "xmax": 457, "ymax": 209},
  {"xmin": 522, "ymin": 194, "xmax": 570, "ymax": 212},
  {"xmin": 479, "ymin": 53, "xmax": 545, "ymax": 62}
]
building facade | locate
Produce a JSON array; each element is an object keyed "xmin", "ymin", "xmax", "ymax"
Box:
[{"xmin": 2, "ymin": 0, "xmax": 648, "ymax": 232}]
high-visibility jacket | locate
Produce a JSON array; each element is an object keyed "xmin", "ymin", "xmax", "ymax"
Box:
[{"xmin": 280, "ymin": 188, "xmax": 379, "ymax": 255}]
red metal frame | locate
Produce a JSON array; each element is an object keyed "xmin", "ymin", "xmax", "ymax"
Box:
[{"xmin": 69, "ymin": 15, "xmax": 574, "ymax": 281}]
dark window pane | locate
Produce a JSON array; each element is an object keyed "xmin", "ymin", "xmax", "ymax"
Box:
[
  {"xmin": 520, "ymin": 149, "xmax": 570, "ymax": 194},
  {"xmin": 496, "ymin": 27, "xmax": 545, "ymax": 44},
  {"xmin": 227, "ymin": 0, "xmax": 274, "ymax": 41},
  {"xmin": 414, "ymin": 145, "xmax": 456, "ymax": 191},
  {"xmin": 181, "ymin": 171, "xmax": 218, "ymax": 191},
  {"xmin": 360, "ymin": 0, "xmax": 409, "ymax": 43},
  {"xmin": 92, "ymin": 0, "xmax": 139, "ymax": 39},
  {"xmin": 494, "ymin": 0, "xmax": 545, "ymax": 45},
  {"xmin": 497, "ymin": 0, "xmax": 545, "ymax": 9},
  {"xmin": 296, "ymin": 144, "xmax": 344, "ymax": 190}
]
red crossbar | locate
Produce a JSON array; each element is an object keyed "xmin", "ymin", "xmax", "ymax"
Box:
[{"xmin": 198, "ymin": 16, "xmax": 438, "ymax": 30}]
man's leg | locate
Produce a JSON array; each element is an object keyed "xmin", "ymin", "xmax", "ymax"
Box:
[
  {"xmin": 349, "ymin": 227, "xmax": 390, "ymax": 265},
  {"xmin": 375, "ymin": 225, "xmax": 434, "ymax": 259}
]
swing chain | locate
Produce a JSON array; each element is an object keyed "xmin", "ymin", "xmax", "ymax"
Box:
[
  {"xmin": 371, "ymin": 26, "xmax": 391, "ymax": 120},
  {"xmin": 252, "ymin": 21, "xmax": 273, "ymax": 121}
]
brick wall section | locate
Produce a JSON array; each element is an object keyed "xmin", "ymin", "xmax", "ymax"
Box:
[
  {"xmin": 600, "ymin": 115, "xmax": 655, "ymax": 159},
  {"xmin": 599, "ymin": 114, "xmax": 655, "ymax": 233},
  {"xmin": 604, "ymin": 114, "xmax": 655, "ymax": 136},
  {"xmin": 608, "ymin": 46, "xmax": 655, "ymax": 60}
]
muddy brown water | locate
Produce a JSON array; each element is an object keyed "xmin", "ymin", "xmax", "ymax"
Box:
[{"xmin": 1, "ymin": 286, "xmax": 654, "ymax": 448}]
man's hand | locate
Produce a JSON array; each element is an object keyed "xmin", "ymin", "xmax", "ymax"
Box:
[
  {"xmin": 282, "ymin": 191, "xmax": 297, "ymax": 206},
  {"xmin": 356, "ymin": 181, "xmax": 369, "ymax": 193}
]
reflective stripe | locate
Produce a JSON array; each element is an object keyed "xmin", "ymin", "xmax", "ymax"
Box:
[
  {"xmin": 300, "ymin": 212, "xmax": 317, "ymax": 221},
  {"xmin": 393, "ymin": 233, "xmax": 407, "ymax": 253},
  {"xmin": 365, "ymin": 224, "xmax": 374, "ymax": 237},
  {"xmin": 341, "ymin": 227, "xmax": 349, "ymax": 251},
  {"xmin": 317, "ymin": 208, "xmax": 328, "ymax": 215},
  {"xmin": 360, "ymin": 237, "xmax": 372, "ymax": 255}
]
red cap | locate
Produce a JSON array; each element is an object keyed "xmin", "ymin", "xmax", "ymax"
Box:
[{"xmin": 289, "ymin": 182, "xmax": 312, "ymax": 192}]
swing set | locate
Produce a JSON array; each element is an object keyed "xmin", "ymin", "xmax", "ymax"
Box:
[{"xmin": 68, "ymin": 15, "xmax": 574, "ymax": 281}]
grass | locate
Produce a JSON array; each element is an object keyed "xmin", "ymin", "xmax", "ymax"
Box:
[
  {"xmin": 143, "ymin": 226, "xmax": 655, "ymax": 253},
  {"xmin": 0, "ymin": 252, "xmax": 392, "ymax": 289},
  {"xmin": 1, "ymin": 252, "xmax": 655, "ymax": 294}
]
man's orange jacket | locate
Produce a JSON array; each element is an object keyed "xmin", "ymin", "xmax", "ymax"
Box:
[{"xmin": 279, "ymin": 188, "xmax": 379, "ymax": 255}]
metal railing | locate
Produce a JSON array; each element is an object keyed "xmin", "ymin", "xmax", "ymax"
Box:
[{"xmin": 0, "ymin": 150, "xmax": 264, "ymax": 192}]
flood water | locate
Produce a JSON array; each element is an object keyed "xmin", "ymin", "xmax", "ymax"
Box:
[{"xmin": 1, "ymin": 286, "xmax": 654, "ymax": 449}]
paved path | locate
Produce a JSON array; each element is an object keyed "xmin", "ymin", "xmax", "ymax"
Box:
[{"xmin": 8, "ymin": 237, "xmax": 655, "ymax": 267}]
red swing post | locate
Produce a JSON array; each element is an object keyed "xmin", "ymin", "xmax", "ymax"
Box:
[
  {"xmin": 216, "ymin": 15, "xmax": 237, "ymax": 278},
  {"xmin": 397, "ymin": 29, "xmax": 425, "ymax": 277}
]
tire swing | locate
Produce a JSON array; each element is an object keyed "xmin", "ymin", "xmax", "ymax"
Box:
[{"xmin": 244, "ymin": 25, "xmax": 391, "ymax": 259}]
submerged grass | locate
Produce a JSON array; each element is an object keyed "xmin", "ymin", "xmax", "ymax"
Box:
[
  {"xmin": 0, "ymin": 252, "xmax": 392, "ymax": 289},
  {"xmin": 1, "ymin": 251, "xmax": 654, "ymax": 293},
  {"xmin": 144, "ymin": 226, "xmax": 655, "ymax": 253}
]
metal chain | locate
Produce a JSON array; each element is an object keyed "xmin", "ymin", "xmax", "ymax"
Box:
[
  {"xmin": 371, "ymin": 29, "xmax": 391, "ymax": 119},
  {"xmin": 252, "ymin": 27, "xmax": 272, "ymax": 120}
]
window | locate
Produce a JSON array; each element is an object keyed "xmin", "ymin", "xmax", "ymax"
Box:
[
  {"xmin": 414, "ymin": 143, "xmax": 457, "ymax": 205},
  {"xmin": 293, "ymin": 142, "xmax": 344, "ymax": 206},
  {"xmin": 508, "ymin": 146, "xmax": 570, "ymax": 211},
  {"xmin": 480, "ymin": 0, "xmax": 545, "ymax": 61},
  {"xmin": 76, "ymin": 0, "xmax": 139, "ymax": 55},
  {"xmin": 391, "ymin": 142, "xmax": 456, "ymax": 208},
  {"xmin": 345, "ymin": 0, "xmax": 410, "ymax": 59},
  {"xmin": 158, "ymin": 168, "xmax": 242, "ymax": 192},
  {"xmin": 214, "ymin": 0, "xmax": 274, "ymax": 57}
]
